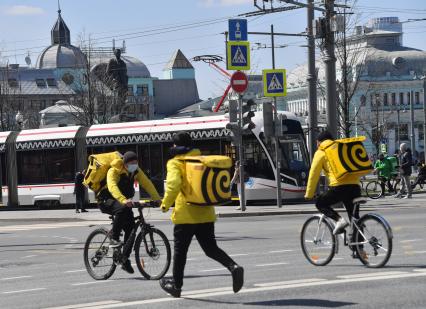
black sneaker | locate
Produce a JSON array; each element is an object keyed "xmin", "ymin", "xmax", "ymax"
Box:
[
  {"xmin": 230, "ymin": 265, "xmax": 244, "ymax": 293},
  {"xmin": 109, "ymin": 239, "xmax": 122, "ymax": 248},
  {"xmin": 159, "ymin": 278, "xmax": 181, "ymax": 298},
  {"xmin": 121, "ymin": 259, "xmax": 134, "ymax": 274},
  {"xmin": 81, "ymin": 209, "xmax": 88, "ymax": 212}
]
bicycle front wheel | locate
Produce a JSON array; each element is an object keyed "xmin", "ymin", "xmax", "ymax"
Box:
[
  {"xmin": 365, "ymin": 181, "xmax": 383, "ymax": 199},
  {"xmin": 84, "ymin": 228, "xmax": 117, "ymax": 280},
  {"xmin": 354, "ymin": 214, "xmax": 393, "ymax": 268},
  {"xmin": 135, "ymin": 228, "xmax": 171, "ymax": 280},
  {"xmin": 300, "ymin": 216, "xmax": 336, "ymax": 266}
]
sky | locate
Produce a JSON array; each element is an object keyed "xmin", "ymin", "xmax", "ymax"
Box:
[{"xmin": 0, "ymin": 0, "xmax": 425, "ymax": 100}]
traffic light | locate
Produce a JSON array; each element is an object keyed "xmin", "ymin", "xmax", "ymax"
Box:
[
  {"xmin": 225, "ymin": 99, "xmax": 240, "ymax": 137},
  {"xmin": 241, "ymin": 99, "xmax": 256, "ymax": 133},
  {"xmin": 262, "ymin": 102, "xmax": 274, "ymax": 139}
]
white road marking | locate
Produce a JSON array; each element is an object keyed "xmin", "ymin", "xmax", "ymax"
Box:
[
  {"xmin": 21, "ymin": 255, "xmax": 38, "ymax": 259},
  {"xmin": 181, "ymin": 287, "xmax": 230, "ymax": 296},
  {"xmin": 413, "ymin": 268, "xmax": 426, "ymax": 272},
  {"xmin": 255, "ymin": 278, "xmax": 326, "ymax": 287},
  {"xmin": 44, "ymin": 300, "xmax": 122, "ymax": 309},
  {"xmin": 55, "ymin": 270, "xmax": 426, "ymax": 308},
  {"xmin": 268, "ymin": 250, "xmax": 294, "ymax": 253},
  {"xmin": 255, "ymin": 262, "xmax": 288, "ymax": 267},
  {"xmin": 3, "ymin": 288, "xmax": 46, "ymax": 294},
  {"xmin": 336, "ymin": 271, "xmax": 406, "ymax": 279},
  {"xmin": 71, "ymin": 280, "xmax": 114, "ymax": 286},
  {"xmin": 64, "ymin": 269, "xmax": 86, "ymax": 273},
  {"xmin": 410, "ymin": 250, "xmax": 426, "ymax": 254},
  {"xmin": 400, "ymin": 239, "xmax": 422, "ymax": 243},
  {"xmin": 200, "ymin": 267, "xmax": 227, "ymax": 272},
  {"xmin": 0, "ymin": 275, "xmax": 32, "ymax": 281},
  {"xmin": 186, "ymin": 258, "xmax": 197, "ymax": 261},
  {"xmin": 333, "ymin": 257, "xmax": 345, "ymax": 260},
  {"xmin": 229, "ymin": 253, "xmax": 249, "ymax": 257}
]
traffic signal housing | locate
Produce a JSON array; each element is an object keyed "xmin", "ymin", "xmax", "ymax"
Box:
[{"xmin": 241, "ymin": 99, "xmax": 256, "ymax": 133}]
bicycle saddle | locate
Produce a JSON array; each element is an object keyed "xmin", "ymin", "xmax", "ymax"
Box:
[{"xmin": 352, "ymin": 197, "xmax": 367, "ymax": 204}]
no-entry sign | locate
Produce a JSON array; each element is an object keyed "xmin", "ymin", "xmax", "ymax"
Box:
[{"xmin": 230, "ymin": 70, "xmax": 248, "ymax": 94}]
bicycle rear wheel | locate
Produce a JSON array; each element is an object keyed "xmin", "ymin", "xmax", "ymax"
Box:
[
  {"xmin": 84, "ymin": 228, "xmax": 117, "ymax": 280},
  {"xmin": 134, "ymin": 228, "xmax": 171, "ymax": 280},
  {"xmin": 300, "ymin": 216, "xmax": 336, "ymax": 266},
  {"xmin": 365, "ymin": 181, "xmax": 383, "ymax": 199},
  {"xmin": 354, "ymin": 214, "xmax": 393, "ymax": 268}
]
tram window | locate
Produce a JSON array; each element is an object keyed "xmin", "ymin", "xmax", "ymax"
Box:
[
  {"xmin": 17, "ymin": 151, "xmax": 46, "ymax": 184},
  {"xmin": 195, "ymin": 139, "xmax": 224, "ymax": 155},
  {"xmin": 278, "ymin": 136, "xmax": 309, "ymax": 172},
  {"xmin": 1, "ymin": 153, "xmax": 6, "ymax": 186},
  {"xmin": 46, "ymin": 149, "xmax": 75, "ymax": 183},
  {"xmin": 244, "ymin": 134, "xmax": 275, "ymax": 180}
]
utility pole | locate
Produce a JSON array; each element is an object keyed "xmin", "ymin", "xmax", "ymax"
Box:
[
  {"xmin": 423, "ymin": 77, "xmax": 426, "ymax": 163},
  {"xmin": 307, "ymin": 0, "xmax": 317, "ymax": 160},
  {"xmin": 237, "ymin": 94, "xmax": 246, "ymax": 212},
  {"xmin": 270, "ymin": 24, "xmax": 283, "ymax": 208},
  {"xmin": 324, "ymin": 0, "xmax": 337, "ymax": 138},
  {"xmin": 410, "ymin": 89, "xmax": 415, "ymax": 160}
]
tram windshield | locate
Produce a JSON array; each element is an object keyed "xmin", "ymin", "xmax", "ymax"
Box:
[{"xmin": 278, "ymin": 135, "xmax": 310, "ymax": 186}]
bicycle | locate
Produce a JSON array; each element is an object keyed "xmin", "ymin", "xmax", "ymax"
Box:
[
  {"xmin": 300, "ymin": 197, "xmax": 393, "ymax": 268},
  {"xmin": 84, "ymin": 201, "xmax": 171, "ymax": 280},
  {"xmin": 365, "ymin": 175, "xmax": 401, "ymax": 199}
]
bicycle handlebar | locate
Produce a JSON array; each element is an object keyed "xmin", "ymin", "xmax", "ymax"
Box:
[{"xmin": 132, "ymin": 201, "xmax": 160, "ymax": 209}]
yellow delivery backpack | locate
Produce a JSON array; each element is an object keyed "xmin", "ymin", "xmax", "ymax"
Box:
[
  {"xmin": 321, "ymin": 136, "xmax": 373, "ymax": 181},
  {"xmin": 179, "ymin": 155, "xmax": 232, "ymax": 206},
  {"xmin": 83, "ymin": 151, "xmax": 122, "ymax": 194}
]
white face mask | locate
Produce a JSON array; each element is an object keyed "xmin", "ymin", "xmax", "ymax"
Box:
[{"xmin": 127, "ymin": 164, "xmax": 138, "ymax": 173}]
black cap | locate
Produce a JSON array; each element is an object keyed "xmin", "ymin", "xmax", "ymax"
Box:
[
  {"xmin": 317, "ymin": 130, "xmax": 334, "ymax": 142},
  {"xmin": 123, "ymin": 151, "xmax": 137, "ymax": 164},
  {"xmin": 173, "ymin": 132, "xmax": 192, "ymax": 147}
]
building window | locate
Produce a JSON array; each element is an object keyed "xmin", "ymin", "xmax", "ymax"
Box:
[
  {"xmin": 399, "ymin": 92, "xmax": 404, "ymax": 105},
  {"xmin": 375, "ymin": 93, "xmax": 381, "ymax": 106},
  {"xmin": 415, "ymin": 92, "xmax": 420, "ymax": 104},
  {"xmin": 407, "ymin": 92, "xmax": 411, "ymax": 105},
  {"xmin": 370, "ymin": 94, "xmax": 374, "ymax": 107},
  {"xmin": 391, "ymin": 93, "xmax": 396, "ymax": 105},
  {"xmin": 383, "ymin": 93, "xmax": 388, "ymax": 106},
  {"xmin": 8, "ymin": 78, "xmax": 18, "ymax": 88},
  {"xmin": 127, "ymin": 86, "xmax": 134, "ymax": 96},
  {"xmin": 35, "ymin": 79, "xmax": 46, "ymax": 87},
  {"xmin": 136, "ymin": 84, "xmax": 149, "ymax": 96},
  {"xmin": 419, "ymin": 124, "xmax": 424, "ymax": 141},
  {"xmin": 46, "ymin": 78, "xmax": 57, "ymax": 87},
  {"xmin": 400, "ymin": 124, "xmax": 409, "ymax": 141}
]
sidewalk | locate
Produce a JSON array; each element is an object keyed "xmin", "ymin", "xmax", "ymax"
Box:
[{"xmin": 0, "ymin": 192, "xmax": 425, "ymax": 222}]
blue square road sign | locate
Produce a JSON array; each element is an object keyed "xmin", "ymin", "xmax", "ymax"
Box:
[{"xmin": 228, "ymin": 19, "xmax": 248, "ymax": 41}]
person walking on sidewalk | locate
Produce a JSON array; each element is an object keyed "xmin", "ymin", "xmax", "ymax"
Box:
[
  {"xmin": 394, "ymin": 143, "xmax": 413, "ymax": 199},
  {"xmin": 230, "ymin": 160, "xmax": 242, "ymax": 210},
  {"xmin": 159, "ymin": 132, "xmax": 244, "ymax": 298},
  {"xmin": 74, "ymin": 170, "xmax": 88, "ymax": 213}
]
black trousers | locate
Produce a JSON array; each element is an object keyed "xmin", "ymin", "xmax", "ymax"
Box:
[
  {"xmin": 173, "ymin": 223, "xmax": 236, "ymax": 289},
  {"xmin": 101, "ymin": 199, "xmax": 135, "ymax": 258},
  {"xmin": 379, "ymin": 177, "xmax": 394, "ymax": 194},
  {"xmin": 75, "ymin": 191, "xmax": 85, "ymax": 211},
  {"xmin": 316, "ymin": 185, "xmax": 361, "ymax": 222}
]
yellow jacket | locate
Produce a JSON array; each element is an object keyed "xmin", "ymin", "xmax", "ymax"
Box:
[
  {"xmin": 161, "ymin": 148, "xmax": 216, "ymax": 225},
  {"xmin": 107, "ymin": 159, "xmax": 161, "ymax": 204},
  {"xmin": 304, "ymin": 139, "xmax": 360, "ymax": 199}
]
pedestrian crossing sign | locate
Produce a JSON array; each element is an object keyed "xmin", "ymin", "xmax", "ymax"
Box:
[
  {"xmin": 227, "ymin": 41, "xmax": 250, "ymax": 71},
  {"xmin": 263, "ymin": 69, "xmax": 287, "ymax": 97}
]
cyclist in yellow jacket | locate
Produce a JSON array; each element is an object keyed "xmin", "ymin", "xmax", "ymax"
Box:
[
  {"xmin": 304, "ymin": 131, "xmax": 362, "ymax": 235},
  {"xmin": 159, "ymin": 132, "xmax": 243, "ymax": 298},
  {"xmin": 98, "ymin": 151, "xmax": 161, "ymax": 274}
]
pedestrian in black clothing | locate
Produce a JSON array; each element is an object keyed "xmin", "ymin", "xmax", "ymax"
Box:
[{"xmin": 74, "ymin": 170, "xmax": 88, "ymax": 213}]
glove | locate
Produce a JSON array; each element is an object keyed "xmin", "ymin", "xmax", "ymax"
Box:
[
  {"xmin": 160, "ymin": 205, "xmax": 167, "ymax": 213},
  {"xmin": 150, "ymin": 200, "xmax": 161, "ymax": 208}
]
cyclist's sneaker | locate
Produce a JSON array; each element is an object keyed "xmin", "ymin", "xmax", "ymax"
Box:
[
  {"xmin": 403, "ymin": 195, "xmax": 412, "ymax": 199},
  {"xmin": 121, "ymin": 259, "xmax": 134, "ymax": 274},
  {"xmin": 159, "ymin": 278, "xmax": 181, "ymax": 298},
  {"xmin": 393, "ymin": 193, "xmax": 402, "ymax": 198},
  {"xmin": 109, "ymin": 239, "xmax": 122, "ymax": 248},
  {"xmin": 230, "ymin": 264, "xmax": 244, "ymax": 293},
  {"xmin": 333, "ymin": 217, "xmax": 348, "ymax": 235}
]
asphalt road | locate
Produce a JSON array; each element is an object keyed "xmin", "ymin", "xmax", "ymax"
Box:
[{"xmin": 1, "ymin": 204, "xmax": 426, "ymax": 308}]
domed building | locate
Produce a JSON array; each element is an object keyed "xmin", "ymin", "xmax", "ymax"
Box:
[{"xmin": 285, "ymin": 17, "xmax": 426, "ymax": 157}]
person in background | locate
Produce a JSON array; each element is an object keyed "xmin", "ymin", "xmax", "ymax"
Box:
[
  {"xmin": 74, "ymin": 170, "xmax": 87, "ymax": 213},
  {"xmin": 394, "ymin": 143, "xmax": 413, "ymax": 199},
  {"xmin": 230, "ymin": 161, "xmax": 242, "ymax": 210},
  {"xmin": 374, "ymin": 154, "xmax": 394, "ymax": 195}
]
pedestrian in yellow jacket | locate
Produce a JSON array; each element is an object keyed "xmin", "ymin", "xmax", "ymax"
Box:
[
  {"xmin": 305, "ymin": 131, "xmax": 362, "ymax": 235},
  {"xmin": 159, "ymin": 131, "xmax": 244, "ymax": 298}
]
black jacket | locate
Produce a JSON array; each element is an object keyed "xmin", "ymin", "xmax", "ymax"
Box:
[{"xmin": 400, "ymin": 149, "xmax": 412, "ymax": 176}]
